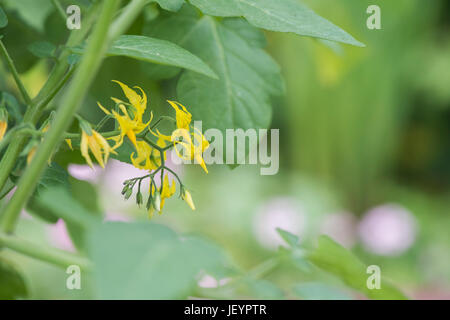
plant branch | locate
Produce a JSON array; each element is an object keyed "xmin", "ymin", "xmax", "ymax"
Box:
[{"xmin": 0, "ymin": 232, "xmax": 91, "ymax": 270}]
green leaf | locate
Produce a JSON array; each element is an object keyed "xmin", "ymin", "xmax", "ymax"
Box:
[
  {"xmin": 87, "ymin": 222, "xmax": 226, "ymax": 299},
  {"xmin": 1, "ymin": 92, "xmax": 24, "ymax": 122},
  {"xmin": 151, "ymin": 0, "xmax": 185, "ymax": 12},
  {"xmin": 3, "ymin": 0, "xmax": 53, "ymax": 33},
  {"xmin": 276, "ymin": 228, "xmax": 299, "ymax": 247},
  {"xmin": 0, "ymin": 258, "xmax": 28, "ymax": 299},
  {"xmin": 145, "ymin": 7, "xmax": 283, "ymax": 162},
  {"xmin": 36, "ymin": 187, "xmax": 100, "ymax": 229},
  {"xmin": 307, "ymin": 236, "xmax": 408, "ymax": 300},
  {"xmin": 92, "ymin": 35, "xmax": 217, "ymax": 79},
  {"xmin": 26, "ymin": 163, "xmax": 70, "ymax": 224},
  {"xmin": 245, "ymin": 279, "xmax": 284, "ymax": 299},
  {"xmin": 177, "ymin": 16, "xmax": 283, "ymax": 138},
  {"xmin": 0, "ymin": 6, "xmax": 8, "ymax": 28},
  {"xmin": 190, "ymin": 0, "xmax": 364, "ymax": 47},
  {"xmin": 28, "ymin": 41, "xmax": 56, "ymax": 58},
  {"xmin": 66, "ymin": 177, "xmax": 103, "ymax": 252},
  {"xmin": 293, "ymin": 282, "xmax": 352, "ymax": 300}
]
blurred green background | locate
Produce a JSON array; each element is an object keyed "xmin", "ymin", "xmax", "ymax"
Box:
[{"xmin": 1, "ymin": 0, "xmax": 449, "ymax": 299}]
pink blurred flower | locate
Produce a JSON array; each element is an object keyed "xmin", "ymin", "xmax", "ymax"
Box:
[
  {"xmin": 253, "ymin": 197, "xmax": 306, "ymax": 250},
  {"xmin": 197, "ymin": 274, "xmax": 231, "ymax": 288},
  {"xmin": 320, "ymin": 212, "xmax": 357, "ymax": 248},
  {"xmin": 68, "ymin": 164, "xmax": 102, "ymax": 183},
  {"xmin": 104, "ymin": 211, "xmax": 133, "ymax": 222},
  {"xmin": 47, "ymin": 219, "xmax": 75, "ymax": 252},
  {"xmin": 358, "ymin": 204, "xmax": 418, "ymax": 256}
]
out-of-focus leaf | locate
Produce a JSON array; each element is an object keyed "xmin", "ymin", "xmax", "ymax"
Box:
[
  {"xmin": 0, "ymin": 258, "xmax": 28, "ymax": 299},
  {"xmin": 151, "ymin": 0, "xmax": 185, "ymax": 12},
  {"xmin": 87, "ymin": 222, "xmax": 226, "ymax": 299},
  {"xmin": 28, "ymin": 41, "xmax": 56, "ymax": 58},
  {"xmin": 1, "ymin": 92, "xmax": 23, "ymax": 123},
  {"xmin": 293, "ymin": 282, "xmax": 352, "ymax": 300},
  {"xmin": 72, "ymin": 35, "xmax": 217, "ymax": 79},
  {"xmin": 276, "ymin": 228, "xmax": 299, "ymax": 247},
  {"xmin": 26, "ymin": 163, "xmax": 70, "ymax": 224},
  {"xmin": 0, "ymin": 6, "xmax": 8, "ymax": 28},
  {"xmin": 66, "ymin": 177, "xmax": 103, "ymax": 252},
  {"xmin": 189, "ymin": 0, "xmax": 364, "ymax": 47},
  {"xmin": 245, "ymin": 278, "xmax": 284, "ymax": 299},
  {"xmin": 3, "ymin": 0, "xmax": 53, "ymax": 33},
  {"xmin": 36, "ymin": 187, "xmax": 99, "ymax": 229},
  {"xmin": 307, "ymin": 236, "xmax": 408, "ymax": 300}
]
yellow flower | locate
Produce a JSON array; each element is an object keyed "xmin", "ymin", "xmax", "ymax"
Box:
[
  {"xmin": 171, "ymin": 128, "xmax": 209, "ymax": 174},
  {"xmin": 168, "ymin": 100, "xmax": 191, "ymax": 130},
  {"xmin": 80, "ymin": 129, "xmax": 116, "ymax": 168},
  {"xmin": 0, "ymin": 119, "xmax": 7, "ymax": 141},
  {"xmin": 151, "ymin": 101, "xmax": 209, "ymax": 173},
  {"xmin": 160, "ymin": 173, "xmax": 176, "ymax": 210},
  {"xmin": 98, "ymin": 81, "xmax": 151, "ymax": 150},
  {"xmin": 130, "ymin": 140, "xmax": 160, "ymax": 171},
  {"xmin": 182, "ymin": 189, "xmax": 196, "ymax": 211}
]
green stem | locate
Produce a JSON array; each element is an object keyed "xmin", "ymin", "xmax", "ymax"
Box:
[
  {"xmin": 0, "ymin": 232, "xmax": 91, "ymax": 270},
  {"xmin": 0, "ymin": 40, "xmax": 32, "ymax": 105},
  {"xmin": 107, "ymin": 0, "xmax": 148, "ymax": 41},
  {"xmin": 0, "ymin": 0, "xmax": 121, "ymax": 233}
]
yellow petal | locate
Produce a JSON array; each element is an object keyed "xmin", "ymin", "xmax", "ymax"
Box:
[
  {"xmin": 112, "ymin": 80, "xmax": 142, "ymax": 109},
  {"xmin": 0, "ymin": 121, "xmax": 7, "ymax": 141},
  {"xmin": 183, "ymin": 190, "xmax": 196, "ymax": 211},
  {"xmin": 80, "ymin": 131, "xmax": 94, "ymax": 168},
  {"xmin": 65, "ymin": 139, "xmax": 73, "ymax": 150},
  {"xmin": 97, "ymin": 102, "xmax": 111, "ymax": 115}
]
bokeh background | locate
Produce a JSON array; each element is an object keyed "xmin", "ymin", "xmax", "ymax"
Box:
[{"xmin": 1, "ymin": 0, "xmax": 449, "ymax": 299}]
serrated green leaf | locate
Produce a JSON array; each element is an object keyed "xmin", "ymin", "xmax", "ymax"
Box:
[
  {"xmin": 177, "ymin": 16, "xmax": 283, "ymax": 135},
  {"xmin": 28, "ymin": 41, "xmax": 56, "ymax": 58},
  {"xmin": 87, "ymin": 222, "xmax": 226, "ymax": 299},
  {"xmin": 145, "ymin": 7, "xmax": 283, "ymax": 162},
  {"xmin": 293, "ymin": 282, "xmax": 352, "ymax": 300},
  {"xmin": 0, "ymin": 258, "xmax": 28, "ymax": 299},
  {"xmin": 86, "ymin": 35, "xmax": 217, "ymax": 79},
  {"xmin": 190, "ymin": 0, "xmax": 364, "ymax": 47},
  {"xmin": 0, "ymin": 6, "xmax": 8, "ymax": 28},
  {"xmin": 307, "ymin": 236, "xmax": 408, "ymax": 300}
]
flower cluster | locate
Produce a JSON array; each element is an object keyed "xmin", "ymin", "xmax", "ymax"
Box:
[{"xmin": 78, "ymin": 81, "xmax": 208, "ymax": 216}]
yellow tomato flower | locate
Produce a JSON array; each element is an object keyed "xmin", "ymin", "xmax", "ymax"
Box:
[
  {"xmin": 131, "ymin": 140, "xmax": 160, "ymax": 171},
  {"xmin": 160, "ymin": 173, "xmax": 176, "ymax": 210},
  {"xmin": 151, "ymin": 101, "xmax": 209, "ymax": 173},
  {"xmin": 98, "ymin": 80, "xmax": 152, "ymax": 150},
  {"xmin": 80, "ymin": 129, "xmax": 116, "ymax": 168},
  {"xmin": 170, "ymin": 128, "xmax": 209, "ymax": 174}
]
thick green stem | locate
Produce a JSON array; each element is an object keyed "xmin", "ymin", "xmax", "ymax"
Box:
[
  {"xmin": 0, "ymin": 40, "xmax": 32, "ymax": 105},
  {"xmin": 0, "ymin": 0, "xmax": 120, "ymax": 233},
  {"xmin": 0, "ymin": 232, "xmax": 91, "ymax": 270}
]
